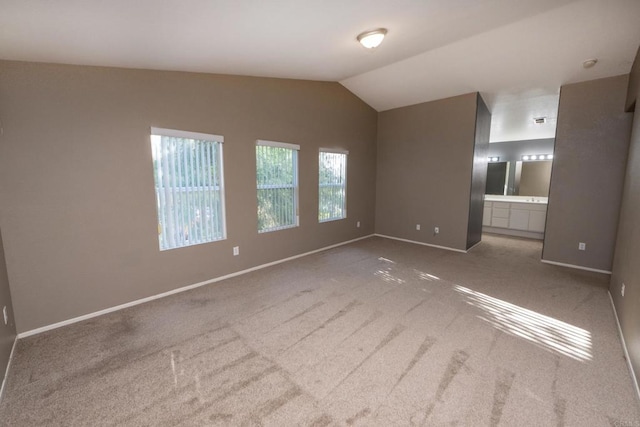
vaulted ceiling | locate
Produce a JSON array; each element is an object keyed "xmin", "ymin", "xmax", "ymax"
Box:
[{"xmin": 1, "ymin": 0, "xmax": 639, "ymax": 141}]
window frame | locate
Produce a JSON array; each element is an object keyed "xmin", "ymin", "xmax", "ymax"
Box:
[
  {"xmin": 256, "ymin": 139, "xmax": 300, "ymax": 233},
  {"xmin": 318, "ymin": 148, "xmax": 348, "ymax": 223},
  {"xmin": 150, "ymin": 127, "xmax": 227, "ymax": 251}
]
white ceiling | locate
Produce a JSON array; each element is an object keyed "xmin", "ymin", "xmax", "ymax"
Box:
[{"xmin": 1, "ymin": 0, "xmax": 639, "ymax": 142}]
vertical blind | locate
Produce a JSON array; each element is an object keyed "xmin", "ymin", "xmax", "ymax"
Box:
[
  {"xmin": 319, "ymin": 150, "xmax": 347, "ymax": 222},
  {"xmin": 151, "ymin": 128, "xmax": 226, "ymax": 250},
  {"xmin": 256, "ymin": 140, "xmax": 300, "ymax": 233}
]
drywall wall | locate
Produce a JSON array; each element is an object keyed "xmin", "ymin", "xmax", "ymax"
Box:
[
  {"xmin": 543, "ymin": 75, "xmax": 633, "ymax": 272},
  {"xmin": 467, "ymin": 95, "xmax": 490, "ymax": 249},
  {"xmin": 0, "ymin": 60, "xmax": 377, "ymax": 333},
  {"xmin": 375, "ymin": 93, "xmax": 479, "ymax": 251},
  {"xmin": 611, "ymin": 48, "xmax": 640, "ymax": 392},
  {"xmin": 0, "ymin": 227, "xmax": 16, "ymax": 391}
]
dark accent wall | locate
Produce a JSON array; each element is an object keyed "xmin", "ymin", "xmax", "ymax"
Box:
[
  {"xmin": 375, "ymin": 92, "xmax": 480, "ymax": 251},
  {"xmin": 0, "ymin": 60, "xmax": 378, "ymax": 333},
  {"xmin": 543, "ymin": 75, "xmax": 632, "ymax": 272},
  {"xmin": 467, "ymin": 94, "xmax": 490, "ymax": 249},
  {"xmin": 611, "ymin": 47, "xmax": 640, "ymax": 391},
  {"xmin": 626, "ymin": 45, "xmax": 640, "ymax": 111},
  {"xmin": 0, "ymin": 227, "xmax": 16, "ymax": 393}
]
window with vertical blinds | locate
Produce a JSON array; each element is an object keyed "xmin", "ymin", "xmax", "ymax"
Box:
[
  {"xmin": 151, "ymin": 127, "xmax": 226, "ymax": 251},
  {"xmin": 319, "ymin": 149, "xmax": 347, "ymax": 222},
  {"xmin": 256, "ymin": 140, "xmax": 299, "ymax": 233}
]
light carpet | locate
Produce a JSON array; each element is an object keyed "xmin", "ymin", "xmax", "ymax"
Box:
[{"xmin": 0, "ymin": 234, "xmax": 638, "ymax": 426}]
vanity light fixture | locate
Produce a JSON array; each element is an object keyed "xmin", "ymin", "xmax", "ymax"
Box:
[
  {"xmin": 357, "ymin": 28, "xmax": 388, "ymax": 49},
  {"xmin": 522, "ymin": 154, "xmax": 554, "ymax": 161},
  {"xmin": 488, "ymin": 156, "xmax": 500, "ymax": 162}
]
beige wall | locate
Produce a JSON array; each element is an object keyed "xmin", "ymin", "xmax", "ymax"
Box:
[
  {"xmin": 543, "ymin": 75, "xmax": 633, "ymax": 271},
  {"xmin": 0, "ymin": 61, "xmax": 377, "ymax": 333},
  {"xmin": 375, "ymin": 93, "xmax": 479, "ymax": 251},
  {"xmin": 0, "ymin": 227, "xmax": 16, "ymax": 389},
  {"xmin": 611, "ymin": 47, "xmax": 640, "ymax": 390}
]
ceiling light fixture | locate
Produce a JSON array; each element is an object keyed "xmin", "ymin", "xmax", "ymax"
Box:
[
  {"xmin": 522, "ymin": 154, "xmax": 554, "ymax": 162},
  {"xmin": 357, "ymin": 28, "xmax": 388, "ymax": 49},
  {"xmin": 583, "ymin": 59, "xmax": 598, "ymax": 69}
]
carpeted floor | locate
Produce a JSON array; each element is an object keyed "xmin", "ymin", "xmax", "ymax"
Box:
[{"xmin": 1, "ymin": 234, "xmax": 638, "ymax": 426}]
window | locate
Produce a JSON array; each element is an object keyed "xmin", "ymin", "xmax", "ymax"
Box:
[
  {"xmin": 256, "ymin": 140, "xmax": 299, "ymax": 233},
  {"xmin": 151, "ymin": 127, "xmax": 226, "ymax": 250},
  {"xmin": 319, "ymin": 149, "xmax": 348, "ymax": 222}
]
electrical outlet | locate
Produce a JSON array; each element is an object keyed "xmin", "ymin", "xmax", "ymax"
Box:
[
  {"xmin": 233, "ymin": 246, "xmax": 239, "ymax": 256},
  {"xmin": 578, "ymin": 242, "xmax": 586, "ymax": 251},
  {"xmin": 622, "ymin": 283, "xmax": 625, "ymax": 297},
  {"xmin": 2, "ymin": 306, "xmax": 7, "ymax": 325},
  {"xmin": 416, "ymin": 224, "xmax": 421, "ymax": 231},
  {"xmin": 434, "ymin": 226, "xmax": 440, "ymax": 235},
  {"xmin": 357, "ymin": 221, "xmax": 360, "ymax": 228}
]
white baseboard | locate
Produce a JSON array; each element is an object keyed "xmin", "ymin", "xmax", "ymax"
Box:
[
  {"xmin": 374, "ymin": 234, "xmax": 467, "ymax": 253},
  {"xmin": 0, "ymin": 336, "xmax": 17, "ymax": 403},
  {"xmin": 608, "ymin": 291, "xmax": 640, "ymax": 403},
  {"xmin": 17, "ymin": 234, "xmax": 375, "ymax": 339},
  {"xmin": 540, "ymin": 259, "xmax": 612, "ymax": 275}
]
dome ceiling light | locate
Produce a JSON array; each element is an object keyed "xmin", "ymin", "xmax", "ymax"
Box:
[{"xmin": 357, "ymin": 28, "xmax": 388, "ymax": 49}]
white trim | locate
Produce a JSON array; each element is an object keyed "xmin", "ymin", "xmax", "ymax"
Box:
[
  {"xmin": 540, "ymin": 259, "xmax": 612, "ymax": 274},
  {"xmin": 374, "ymin": 234, "xmax": 467, "ymax": 253},
  {"xmin": 17, "ymin": 234, "xmax": 375, "ymax": 339},
  {"xmin": 608, "ymin": 291, "xmax": 640, "ymax": 403},
  {"xmin": 0, "ymin": 336, "xmax": 17, "ymax": 403},
  {"xmin": 151, "ymin": 127, "xmax": 224, "ymax": 142},
  {"xmin": 256, "ymin": 140, "xmax": 300, "ymax": 150},
  {"xmin": 319, "ymin": 147, "xmax": 349, "ymax": 155}
]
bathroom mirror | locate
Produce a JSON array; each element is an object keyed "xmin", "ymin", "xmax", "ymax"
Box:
[
  {"xmin": 485, "ymin": 162, "xmax": 509, "ymax": 195},
  {"xmin": 515, "ymin": 160, "xmax": 552, "ymax": 197},
  {"xmin": 486, "ymin": 160, "xmax": 552, "ymax": 196}
]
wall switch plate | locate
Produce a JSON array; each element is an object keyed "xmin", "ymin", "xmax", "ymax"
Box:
[
  {"xmin": 416, "ymin": 224, "xmax": 421, "ymax": 231},
  {"xmin": 622, "ymin": 283, "xmax": 625, "ymax": 297},
  {"xmin": 578, "ymin": 242, "xmax": 586, "ymax": 251},
  {"xmin": 233, "ymin": 246, "xmax": 239, "ymax": 256},
  {"xmin": 357, "ymin": 221, "xmax": 360, "ymax": 228},
  {"xmin": 2, "ymin": 306, "xmax": 7, "ymax": 325},
  {"xmin": 434, "ymin": 226, "xmax": 439, "ymax": 235}
]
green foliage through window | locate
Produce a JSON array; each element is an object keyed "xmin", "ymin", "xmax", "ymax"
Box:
[
  {"xmin": 319, "ymin": 151, "xmax": 347, "ymax": 222},
  {"xmin": 256, "ymin": 143, "xmax": 299, "ymax": 232},
  {"xmin": 151, "ymin": 130, "xmax": 225, "ymax": 250}
]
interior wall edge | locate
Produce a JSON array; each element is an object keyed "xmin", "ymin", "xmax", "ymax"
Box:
[
  {"xmin": 374, "ymin": 234, "xmax": 468, "ymax": 254},
  {"xmin": 540, "ymin": 259, "xmax": 612, "ymax": 275},
  {"xmin": 0, "ymin": 337, "xmax": 17, "ymax": 404},
  {"xmin": 15, "ymin": 234, "xmax": 375, "ymax": 338},
  {"xmin": 609, "ymin": 291, "xmax": 640, "ymax": 403}
]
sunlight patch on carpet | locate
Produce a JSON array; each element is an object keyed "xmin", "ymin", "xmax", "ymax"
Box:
[{"xmin": 454, "ymin": 285, "xmax": 592, "ymax": 362}]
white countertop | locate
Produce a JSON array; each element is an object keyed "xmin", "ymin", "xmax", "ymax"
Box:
[{"xmin": 484, "ymin": 195, "xmax": 548, "ymax": 204}]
